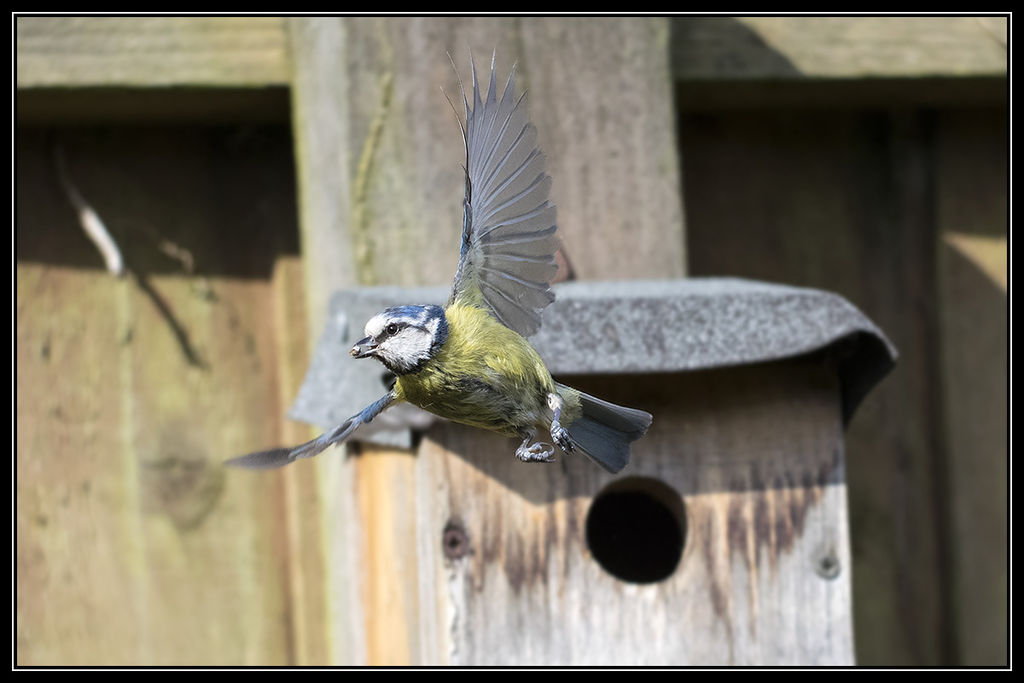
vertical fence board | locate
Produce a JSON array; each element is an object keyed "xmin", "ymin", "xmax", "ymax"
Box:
[
  {"xmin": 287, "ymin": 16, "xmax": 686, "ymax": 664},
  {"xmin": 16, "ymin": 126, "xmax": 305, "ymax": 665},
  {"xmin": 934, "ymin": 109, "xmax": 1008, "ymax": 666}
]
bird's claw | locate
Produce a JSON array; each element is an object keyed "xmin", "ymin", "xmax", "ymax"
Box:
[{"xmin": 516, "ymin": 440, "xmax": 556, "ymax": 463}]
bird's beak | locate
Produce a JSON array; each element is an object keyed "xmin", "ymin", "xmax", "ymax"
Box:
[{"xmin": 350, "ymin": 336, "xmax": 378, "ymax": 359}]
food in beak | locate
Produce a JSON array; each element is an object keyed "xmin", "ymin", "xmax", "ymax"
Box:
[{"xmin": 350, "ymin": 336, "xmax": 377, "ymax": 358}]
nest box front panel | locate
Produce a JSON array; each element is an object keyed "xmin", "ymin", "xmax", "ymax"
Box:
[{"xmin": 412, "ymin": 356, "xmax": 853, "ymax": 665}]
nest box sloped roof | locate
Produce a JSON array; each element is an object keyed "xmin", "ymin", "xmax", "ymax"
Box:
[{"xmin": 289, "ymin": 278, "xmax": 896, "ymax": 447}]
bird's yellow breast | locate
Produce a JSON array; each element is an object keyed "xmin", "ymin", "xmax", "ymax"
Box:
[{"xmin": 394, "ymin": 304, "xmax": 556, "ymax": 435}]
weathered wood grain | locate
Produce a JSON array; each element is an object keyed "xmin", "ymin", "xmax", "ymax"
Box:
[
  {"xmin": 16, "ymin": 16, "xmax": 1006, "ymax": 90},
  {"xmin": 22, "ymin": 14, "xmax": 999, "ymax": 667},
  {"xmin": 671, "ymin": 16, "xmax": 1007, "ymax": 80},
  {"xmin": 415, "ymin": 361, "xmax": 852, "ymax": 665},
  {"xmin": 518, "ymin": 17, "xmax": 686, "ymax": 280},
  {"xmin": 15, "ymin": 126, "xmax": 309, "ymax": 665},
  {"xmin": 16, "ymin": 16, "xmax": 289, "ymax": 87}
]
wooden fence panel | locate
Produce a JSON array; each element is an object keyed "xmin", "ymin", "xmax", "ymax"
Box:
[
  {"xmin": 680, "ymin": 103, "xmax": 1006, "ymax": 664},
  {"xmin": 15, "ymin": 126, "xmax": 316, "ymax": 665}
]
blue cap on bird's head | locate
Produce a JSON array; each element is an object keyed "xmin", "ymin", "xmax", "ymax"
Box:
[{"xmin": 351, "ymin": 304, "xmax": 449, "ymax": 375}]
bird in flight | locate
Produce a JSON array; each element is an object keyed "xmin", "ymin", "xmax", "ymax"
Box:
[{"xmin": 228, "ymin": 52, "xmax": 652, "ymax": 474}]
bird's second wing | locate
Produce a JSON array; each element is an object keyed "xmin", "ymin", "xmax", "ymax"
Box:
[
  {"xmin": 447, "ymin": 53, "xmax": 559, "ymax": 338},
  {"xmin": 225, "ymin": 392, "xmax": 396, "ymax": 469}
]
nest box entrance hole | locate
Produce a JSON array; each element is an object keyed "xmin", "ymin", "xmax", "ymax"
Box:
[{"xmin": 585, "ymin": 476, "xmax": 687, "ymax": 584}]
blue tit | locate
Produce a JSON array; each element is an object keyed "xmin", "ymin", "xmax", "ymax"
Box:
[{"xmin": 228, "ymin": 53, "xmax": 652, "ymax": 474}]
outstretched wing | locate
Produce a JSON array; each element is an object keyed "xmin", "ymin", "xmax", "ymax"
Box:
[
  {"xmin": 225, "ymin": 392, "xmax": 396, "ymax": 469},
  {"xmin": 446, "ymin": 53, "xmax": 559, "ymax": 338}
]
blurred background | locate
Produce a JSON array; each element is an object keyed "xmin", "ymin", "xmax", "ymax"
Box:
[{"xmin": 15, "ymin": 16, "xmax": 1007, "ymax": 666}]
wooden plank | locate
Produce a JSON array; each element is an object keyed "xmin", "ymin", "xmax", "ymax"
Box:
[
  {"xmin": 679, "ymin": 109, "xmax": 951, "ymax": 664},
  {"xmin": 15, "ymin": 125, "xmax": 307, "ymax": 664},
  {"xmin": 286, "ymin": 19, "xmax": 370, "ymax": 665},
  {"xmin": 353, "ymin": 447, "xmax": 421, "ymax": 665},
  {"xmin": 671, "ymin": 16, "xmax": 1007, "ymax": 80},
  {"xmin": 272, "ymin": 255, "xmax": 330, "ymax": 666},
  {"xmin": 518, "ymin": 17, "xmax": 686, "ymax": 279},
  {"xmin": 286, "ymin": 17, "xmax": 360, "ymax": 342},
  {"xmin": 16, "ymin": 16, "xmax": 289, "ymax": 87},
  {"xmin": 16, "ymin": 16, "xmax": 1006, "ymax": 90},
  {"xmin": 415, "ymin": 361, "xmax": 852, "ymax": 665},
  {"xmin": 933, "ymin": 109, "xmax": 1007, "ymax": 666},
  {"xmin": 286, "ymin": 17, "xmax": 687, "ymax": 664}
]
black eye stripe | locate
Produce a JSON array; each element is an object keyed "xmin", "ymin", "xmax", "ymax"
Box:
[{"xmin": 380, "ymin": 321, "xmax": 417, "ymax": 340}]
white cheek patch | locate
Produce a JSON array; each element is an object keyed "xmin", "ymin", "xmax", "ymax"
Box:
[
  {"xmin": 383, "ymin": 328, "xmax": 432, "ymax": 361},
  {"xmin": 373, "ymin": 327, "xmax": 431, "ymax": 374}
]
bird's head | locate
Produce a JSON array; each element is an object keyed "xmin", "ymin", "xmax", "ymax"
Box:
[{"xmin": 350, "ymin": 304, "xmax": 449, "ymax": 375}]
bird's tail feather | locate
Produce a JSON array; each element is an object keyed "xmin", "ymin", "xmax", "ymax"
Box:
[{"xmin": 558, "ymin": 385, "xmax": 652, "ymax": 474}]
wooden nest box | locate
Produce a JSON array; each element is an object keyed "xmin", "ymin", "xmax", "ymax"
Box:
[{"xmin": 291, "ymin": 278, "xmax": 896, "ymax": 666}]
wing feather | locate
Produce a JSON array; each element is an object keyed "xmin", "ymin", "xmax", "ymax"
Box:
[{"xmin": 447, "ymin": 53, "xmax": 558, "ymax": 337}]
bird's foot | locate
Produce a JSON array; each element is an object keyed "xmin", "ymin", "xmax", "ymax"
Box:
[{"xmin": 515, "ymin": 437, "xmax": 556, "ymax": 464}]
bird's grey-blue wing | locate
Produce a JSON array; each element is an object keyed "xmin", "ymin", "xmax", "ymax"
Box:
[
  {"xmin": 447, "ymin": 53, "xmax": 559, "ymax": 338},
  {"xmin": 225, "ymin": 392, "xmax": 396, "ymax": 469}
]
